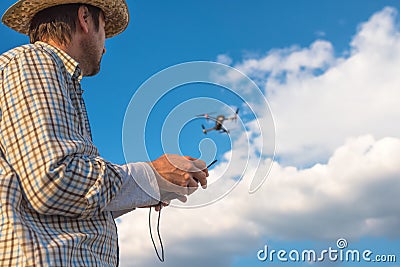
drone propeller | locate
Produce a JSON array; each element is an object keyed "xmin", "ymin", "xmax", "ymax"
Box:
[
  {"xmin": 234, "ymin": 108, "xmax": 239, "ymax": 122},
  {"xmin": 196, "ymin": 112, "xmax": 216, "ymax": 117},
  {"xmin": 197, "ymin": 112, "xmax": 216, "ymax": 122}
]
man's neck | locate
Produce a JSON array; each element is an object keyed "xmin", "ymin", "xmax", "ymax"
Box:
[{"xmin": 45, "ymin": 38, "xmax": 85, "ymax": 76}]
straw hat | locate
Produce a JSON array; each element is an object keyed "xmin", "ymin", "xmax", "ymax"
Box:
[{"xmin": 1, "ymin": 0, "xmax": 129, "ymax": 38}]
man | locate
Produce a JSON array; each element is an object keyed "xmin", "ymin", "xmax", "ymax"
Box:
[{"xmin": 0, "ymin": 1, "xmax": 208, "ymax": 266}]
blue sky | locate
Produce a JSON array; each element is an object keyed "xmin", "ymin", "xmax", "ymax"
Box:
[{"xmin": 1, "ymin": 1, "xmax": 400, "ymax": 267}]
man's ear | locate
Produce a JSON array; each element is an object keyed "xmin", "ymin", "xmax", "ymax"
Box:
[{"xmin": 77, "ymin": 5, "xmax": 90, "ymax": 34}]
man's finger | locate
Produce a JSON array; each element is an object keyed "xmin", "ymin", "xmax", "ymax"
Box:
[
  {"xmin": 184, "ymin": 156, "xmax": 207, "ymax": 172},
  {"xmin": 192, "ymin": 170, "xmax": 207, "ymax": 189},
  {"xmin": 161, "ymin": 191, "xmax": 187, "ymax": 203},
  {"xmin": 187, "ymin": 176, "xmax": 199, "ymax": 195}
]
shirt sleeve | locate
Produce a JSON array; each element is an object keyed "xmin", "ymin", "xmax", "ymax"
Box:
[
  {"xmin": 0, "ymin": 47, "xmax": 122, "ymax": 218},
  {"xmin": 105, "ymin": 162, "xmax": 161, "ymax": 218}
]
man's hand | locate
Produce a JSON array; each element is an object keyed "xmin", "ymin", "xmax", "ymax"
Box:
[{"xmin": 148, "ymin": 154, "xmax": 209, "ymax": 203}]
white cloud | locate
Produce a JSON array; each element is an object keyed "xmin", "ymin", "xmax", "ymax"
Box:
[
  {"xmin": 236, "ymin": 40, "xmax": 335, "ymax": 82},
  {"xmin": 117, "ymin": 7, "xmax": 400, "ymax": 267},
  {"xmin": 235, "ymin": 7, "xmax": 400, "ymax": 166},
  {"xmin": 315, "ymin": 30, "xmax": 327, "ymax": 38},
  {"xmin": 118, "ymin": 135, "xmax": 400, "ymax": 267},
  {"xmin": 217, "ymin": 54, "xmax": 233, "ymax": 65}
]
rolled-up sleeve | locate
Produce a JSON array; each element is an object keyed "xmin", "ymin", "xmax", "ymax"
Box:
[
  {"xmin": 0, "ymin": 46, "xmax": 123, "ymax": 218},
  {"xmin": 105, "ymin": 162, "xmax": 161, "ymax": 217}
]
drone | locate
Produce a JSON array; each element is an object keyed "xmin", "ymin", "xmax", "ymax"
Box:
[{"xmin": 196, "ymin": 108, "xmax": 239, "ymax": 134}]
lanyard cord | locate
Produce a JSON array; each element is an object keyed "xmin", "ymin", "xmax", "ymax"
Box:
[
  {"xmin": 149, "ymin": 204, "xmax": 165, "ymax": 262},
  {"xmin": 148, "ymin": 159, "xmax": 217, "ymax": 262}
]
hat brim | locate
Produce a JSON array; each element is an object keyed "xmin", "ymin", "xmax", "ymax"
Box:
[{"xmin": 1, "ymin": 0, "xmax": 129, "ymax": 38}]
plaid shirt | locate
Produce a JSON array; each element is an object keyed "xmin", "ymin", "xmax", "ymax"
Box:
[{"xmin": 0, "ymin": 42, "xmax": 127, "ymax": 266}]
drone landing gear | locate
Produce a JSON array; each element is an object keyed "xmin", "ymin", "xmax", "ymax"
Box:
[{"xmin": 201, "ymin": 125, "xmax": 207, "ymax": 134}]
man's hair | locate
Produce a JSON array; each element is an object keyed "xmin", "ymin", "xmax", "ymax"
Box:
[{"xmin": 29, "ymin": 4, "xmax": 102, "ymax": 45}]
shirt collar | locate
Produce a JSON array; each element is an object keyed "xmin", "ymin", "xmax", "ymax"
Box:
[{"xmin": 34, "ymin": 41, "xmax": 83, "ymax": 81}]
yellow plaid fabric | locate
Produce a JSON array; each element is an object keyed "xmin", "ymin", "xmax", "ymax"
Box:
[{"xmin": 0, "ymin": 42, "xmax": 125, "ymax": 266}]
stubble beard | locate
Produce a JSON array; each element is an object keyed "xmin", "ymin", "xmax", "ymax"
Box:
[{"xmin": 80, "ymin": 38, "xmax": 102, "ymax": 77}]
